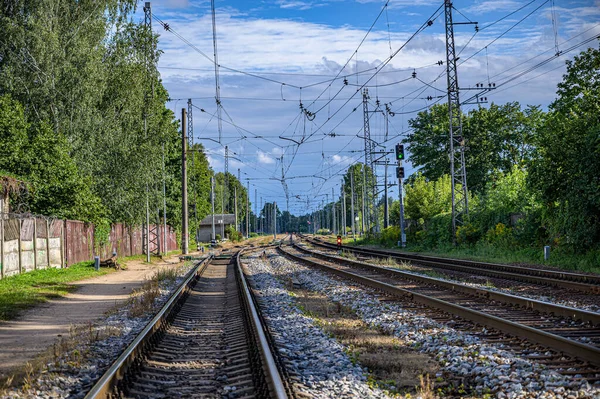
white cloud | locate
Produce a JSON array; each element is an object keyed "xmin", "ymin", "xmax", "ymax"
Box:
[
  {"xmin": 330, "ymin": 154, "xmax": 354, "ymax": 166},
  {"xmin": 276, "ymin": 1, "xmax": 327, "ymax": 10},
  {"xmin": 465, "ymin": 0, "xmax": 522, "ymax": 14},
  {"xmin": 257, "ymin": 150, "xmax": 276, "ymax": 164}
]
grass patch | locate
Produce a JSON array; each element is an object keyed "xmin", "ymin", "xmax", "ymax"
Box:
[
  {"xmin": 371, "ymin": 256, "xmax": 397, "ymax": 267},
  {"xmin": 340, "ymin": 251, "xmax": 358, "ymax": 261},
  {"xmin": 0, "ymin": 262, "xmax": 112, "ymax": 321},
  {"xmin": 291, "ymin": 288, "xmax": 440, "ymax": 396},
  {"xmin": 352, "ymin": 238, "xmax": 600, "ymax": 274}
]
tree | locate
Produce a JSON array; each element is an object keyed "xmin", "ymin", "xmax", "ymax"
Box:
[
  {"xmin": 403, "ymin": 173, "xmax": 452, "ymax": 223},
  {"xmin": 404, "ymin": 103, "xmax": 543, "ymax": 193},
  {"xmin": 528, "ymin": 46, "xmax": 600, "ymax": 251},
  {"xmin": 0, "ymin": 95, "xmax": 104, "ymax": 220},
  {"xmin": 341, "ymin": 163, "xmax": 376, "ymax": 232}
]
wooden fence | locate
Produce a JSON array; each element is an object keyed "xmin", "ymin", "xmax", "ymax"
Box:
[{"xmin": 0, "ymin": 215, "xmax": 178, "ymax": 278}]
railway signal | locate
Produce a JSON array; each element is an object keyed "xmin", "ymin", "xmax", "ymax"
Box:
[
  {"xmin": 395, "ymin": 144, "xmax": 404, "ymax": 161},
  {"xmin": 337, "ymin": 235, "xmax": 342, "ymax": 247},
  {"xmin": 396, "ymin": 166, "xmax": 405, "ymax": 179}
]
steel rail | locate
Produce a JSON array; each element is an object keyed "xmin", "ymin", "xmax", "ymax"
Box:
[
  {"xmin": 86, "ymin": 250, "xmax": 290, "ymax": 399},
  {"xmin": 292, "ymin": 242, "xmax": 600, "ymax": 325},
  {"xmin": 85, "ymin": 255, "xmax": 213, "ymax": 399},
  {"xmin": 278, "ymin": 245, "xmax": 600, "ymax": 367},
  {"xmin": 305, "ymin": 236, "xmax": 600, "ymax": 293},
  {"xmin": 235, "ymin": 249, "xmax": 289, "ymax": 399}
]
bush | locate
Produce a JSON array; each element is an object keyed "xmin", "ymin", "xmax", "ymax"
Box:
[
  {"xmin": 380, "ymin": 226, "xmax": 400, "ymax": 247},
  {"xmin": 316, "ymin": 228, "xmax": 331, "ymax": 235},
  {"xmin": 216, "ymin": 234, "xmax": 221, "ymax": 241},
  {"xmin": 225, "ymin": 226, "xmax": 243, "ymax": 242},
  {"xmin": 456, "ymin": 223, "xmax": 481, "ymax": 246},
  {"xmin": 485, "ymin": 223, "xmax": 515, "ymax": 248},
  {"xmin": 423, "ymin": 213, "xmax": 452, "ymax": 248}
]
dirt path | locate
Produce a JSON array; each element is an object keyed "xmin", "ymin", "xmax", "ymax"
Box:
[{"xmin": 0, "ymin": 254, "xmax": 188, "ymax": 379}]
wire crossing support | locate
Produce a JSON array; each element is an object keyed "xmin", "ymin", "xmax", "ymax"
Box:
[{"xmin": 444, "ymin": 0, "xmax": 469, "ymax": 242}]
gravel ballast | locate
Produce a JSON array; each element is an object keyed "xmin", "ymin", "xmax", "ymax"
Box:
[
  {"xmin": 244, "ymin": 253, "xmax": 394, "ymax": 398},
  {"xmin": 308, "ymin": 246, "xmax": 600, "ymax": 314},
  {"xmin": 2, "ymin": 263, "xmax": 196, "ymax": 399},
  {"xmin": 256, "ymin": 249, "xmax": 599, "ymax": 399}
]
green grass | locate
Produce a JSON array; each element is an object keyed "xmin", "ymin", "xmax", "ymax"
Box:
[
  {"xmin": 351, "ymin": 238, "xmax": 600, "ymax": 274},
  {"xmin": 409, "ymin": 243, "xmax": 600, "ymax": 274},
  {"xmin": 0, "ymin": 262, "xmax": 112, "ymax": 321}
]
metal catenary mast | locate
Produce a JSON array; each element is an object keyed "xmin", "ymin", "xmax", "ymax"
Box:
[{"xmin": 444, "ymin": 0, "xmax": 469, "ymax": 241}]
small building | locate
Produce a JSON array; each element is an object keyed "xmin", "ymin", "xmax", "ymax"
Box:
[{"xmin": 197, "ymin": 214, "xmax": 236, "ymax": 243}]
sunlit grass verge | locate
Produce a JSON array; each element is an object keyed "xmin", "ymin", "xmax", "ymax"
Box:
[
  {"xmin": 0, "ymin": 262, "xmax": 112, "ymax": 321},
  {"xmin": 127, "ymin": 263, "xmax": 190, "ymax": 318},
  {"xmin": 351, "ymin": 237, "xmax": 600, "ymax": 275}
]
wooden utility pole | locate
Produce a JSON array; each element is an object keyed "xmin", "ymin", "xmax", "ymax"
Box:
[
  {"xmin": 246, "ymin": 181, "xmax": 250, "ymax": 238},
  {"xmin": 211, "ymin": 176, "xmax": 216, "ymax": 241},
  {"xmin": 350, "ymin": 168, "xmax": 356, "ymax": 241},
  {"xmin": 181, "ymin": 108, "xmax": 189, "ymax": 254},
  {"xmin": 234, "ymin": 186, "xmax": 238, "ymax": 232},
  {"xmin": 273, "ymin": 202, "xmax": 277, "ymax": 240}
]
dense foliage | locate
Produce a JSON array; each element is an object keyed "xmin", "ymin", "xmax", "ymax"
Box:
[
  {"xmin": 378, "ymin": 47, "xmax": 600, "ymax": 262},
  {"xmin": 0, "ymin": 0, "xmax": 250, "ymax": 243}
]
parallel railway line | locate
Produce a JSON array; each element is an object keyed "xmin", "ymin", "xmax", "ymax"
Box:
[
  {"xmin": 278, "ymin": 242, "xmax": 600, "ymax": 379},
  {"xmin": 304, "ymin": 235, "xmax": 600, "ymax": 294},
  {"xmin": 85, "ymin": 250, "xmax": 291, "ymax": 399}
]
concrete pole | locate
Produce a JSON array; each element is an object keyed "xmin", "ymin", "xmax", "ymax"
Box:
[
  {"xmin": 234, "ymin": 186, "xmax": 238, "ymax": 232},
  {"xmin": 162, "ymin": 142, "xmax": 168, "ymax": 254},
  {"xmin": 384, "ymin": 160, "xmax": 389, "ymax": 229},
  {"xmin": 211, "ymin": 176, "xmax": 215, "ymax": 241},
  {"xmin": 181, "ymin": 108, "xmax": 189, "ymax": 255},
  {"xmin": 332, "ymin": 187, "xmax": 336, "ymax": 235},
  {"xmin": 221, "ymin": 177, "xmax": 225, "ymax": 240},
  {"xmin": 246, "ymin": 181, "xmax": 250, "ymax": 238},
  {"xmin": 362, "ymin": 165, "xmax": 367, "ymax": 235},
  {"xmin": 254, "ymin": 188, "xmax": 257, "ymax": 234},
  {"xmin": 399, "ymin": 170, "xmax": 406, "ymax": 248},
  {"xmin": 350, "ymin": 168, "xmax": 356, "ymax": 241},
  {"xmin": 273, "ymin": 201, "xmax": 277, "ymax": 240},
  {"xmin": 342, "ymin": 189, "xmax": 347, "ymax": 237}
]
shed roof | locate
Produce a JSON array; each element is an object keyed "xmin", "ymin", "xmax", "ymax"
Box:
[{"xmin": 199, "ymin": 214, "xmax": 236, "ymax": 226}]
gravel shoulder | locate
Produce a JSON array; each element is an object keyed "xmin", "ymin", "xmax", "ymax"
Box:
[{"xmin": 0, "ymin": 254, "xmax": 187, "ymax": 380}]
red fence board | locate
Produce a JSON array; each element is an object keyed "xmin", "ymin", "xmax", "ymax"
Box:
[{"xmin": 65, "ymin": 221, "xmax": 178, "ymax": 266}]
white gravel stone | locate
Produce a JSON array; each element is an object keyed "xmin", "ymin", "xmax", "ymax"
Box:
[
  {"xmin": 309, "ymin": 246, "xmax": 600, "ymax": 314},
  {"xmin": 244, "ymin": 253, "xmax": 395, "ymax": 398},
  {"xmin": 261, "ymin": 249, "xmax": 600, "ymax": 399}
]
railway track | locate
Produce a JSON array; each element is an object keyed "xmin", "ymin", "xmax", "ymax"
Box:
[
  {"xmin": 85, "ymin": 251, "xmax": 290, "ymax": 399},
  {"xmin": 278, "ymin": 243, "xmax": 600, "ymax": 380},
  {"xmin": 303, "ymin": 235, "xmax": 600, "ymax": 294}
]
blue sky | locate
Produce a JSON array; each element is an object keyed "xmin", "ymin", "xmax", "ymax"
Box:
[{"xmin": 138, "ymin": 0, "xmax": 600, "ymax": 216}]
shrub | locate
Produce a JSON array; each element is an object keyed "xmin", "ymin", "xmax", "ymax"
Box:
[
  {"xmin": 225, "ymin": 226, "xmax": 243, "ymax": 242},
  {"xmin": 485, "ymin": 223, "xmax": 515, "ymax": 248},
  {"xmin": 423, "ymin": 213, "xmax": 452, "ymax": 248},
  {"xmin": 456, "ymin": 223, "xmax": 481, "ymax": 246},
  {"xmin": 380, "ymin": 226, "xmax": 399, "ymax": 247}
]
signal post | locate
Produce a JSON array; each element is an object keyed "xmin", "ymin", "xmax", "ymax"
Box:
[{"xmin": 395, "ymin": 144, "xmax": 406, "ymax": 248}]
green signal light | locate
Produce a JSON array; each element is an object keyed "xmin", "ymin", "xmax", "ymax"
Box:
[{"xmin": 395, "ymin": 144, "xmax": 405, "ymax": 160}]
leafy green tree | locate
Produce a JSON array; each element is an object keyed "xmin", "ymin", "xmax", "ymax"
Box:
[
  {"xmin": 341, "ymin": 163, "xmax": 376, "ymax": 232},
  {"xmin": 475, "ymin": 166, "xmax": 537, "ymax": 232},
  {"xmin": 0, "ymin": 95, "xmax": 103, "ymax": 220},
  {"xmin": 404, "ymin": 173, "xmax": 452, "ymax": 223},
  {"xmin": 529, "ymin": 46, "xmax": 600, "ymax": 251},
  {"xmin": 404, "ymin": 103, "xmax": 543, "ymax": 193}
]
